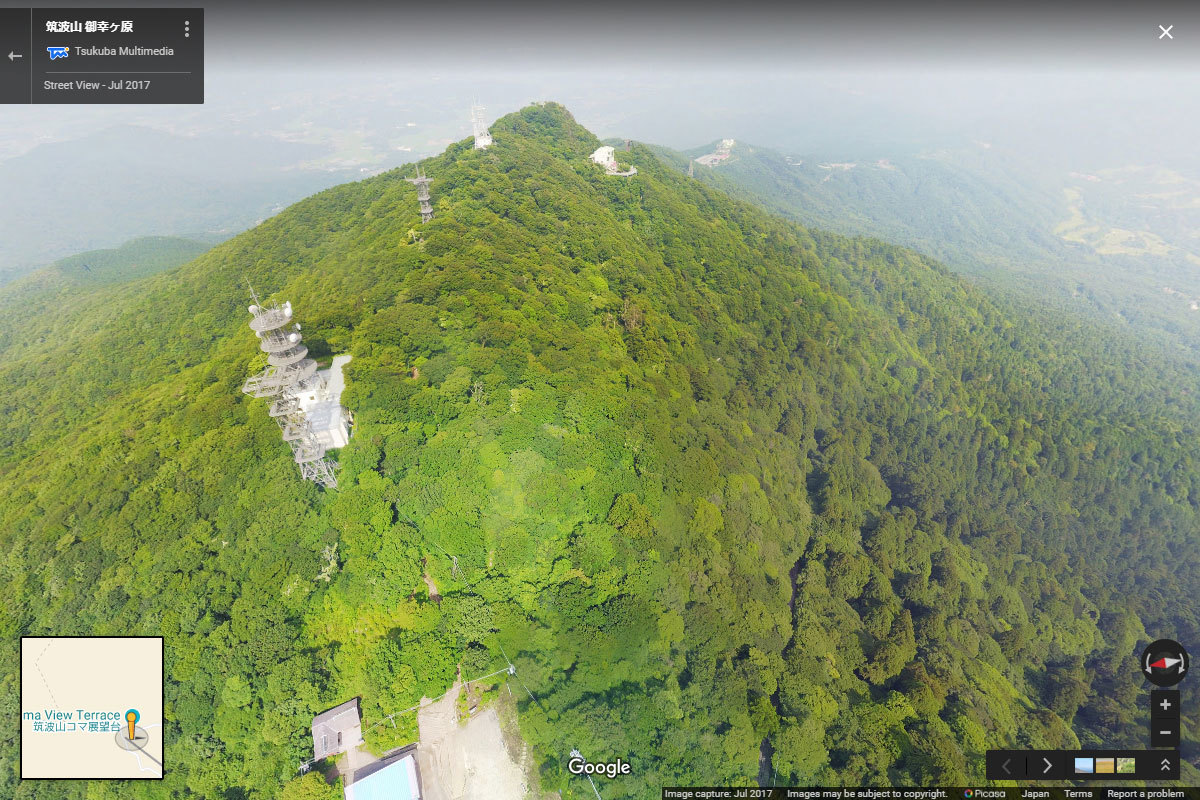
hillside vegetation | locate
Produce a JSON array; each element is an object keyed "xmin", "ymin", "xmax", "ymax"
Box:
[
  {"xmin": 663, "ymin": 140, "xmax": 1200, "ymax": 357},
  {"xmin": 1, "ymin": 104, "xmax": 1197, "ymax": 797},
  {"xmin": 0, "ymin": 236, "xmax": 210, "ymax": 358}
]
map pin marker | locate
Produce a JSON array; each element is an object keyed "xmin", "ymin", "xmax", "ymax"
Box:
[{"xmin": 126, "ymin": 709, "xmax": 139, "ymax": 741}]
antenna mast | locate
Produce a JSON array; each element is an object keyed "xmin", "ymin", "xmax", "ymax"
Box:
[
  {"xmin": 406, "ymin": 167, "xmax": 434, "ymax": 223},
  {"xmin": 470, "ymin": 101, "xmax": 492, "ymax": 150}
]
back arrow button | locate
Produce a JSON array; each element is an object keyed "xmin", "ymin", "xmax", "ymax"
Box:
[{"xmin": 7, "ymin": 52, "xmax": 22, "ymax": 62}]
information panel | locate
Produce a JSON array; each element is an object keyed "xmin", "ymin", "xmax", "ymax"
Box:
[
  {"xmin": 0, "ymin": 7, "xmax": 203, "ymax": 104},
  {"xmin": 21, "ymin": 636, "xmax": 164, "ymax": 779}
]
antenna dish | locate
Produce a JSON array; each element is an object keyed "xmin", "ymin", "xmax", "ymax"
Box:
[{"xmin": 249, "ymin": 305, "xmax": 259, "ymax": 313}]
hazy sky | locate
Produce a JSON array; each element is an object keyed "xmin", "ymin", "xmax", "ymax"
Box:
[
  {"xmin": 4, "ymin": 0, "xmax": 1195, "ymax": 150},
  {"xmin": 1, "ymin": 1, "xmax": 1196, "ymax": 274},
  {"xmin": 12, "ymin": 0, "xmax": 1200, "ymax": 69}
]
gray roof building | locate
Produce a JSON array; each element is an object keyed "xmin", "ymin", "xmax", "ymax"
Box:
[{"xmin": 312, "ymin": 698, "xmax": 363, "ymax": 761}]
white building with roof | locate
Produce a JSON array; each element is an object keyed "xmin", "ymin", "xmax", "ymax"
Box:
[
  {"xmin": 345, "ymin": 748, "xmax": 423, "ymax": 800},
  {"xmin": 589, "ymin": 145, "xmax": 637, "ymax": 176},
  {"xmin": 590, "ymin": 145, "xmax": 616, "ymax": 167}
]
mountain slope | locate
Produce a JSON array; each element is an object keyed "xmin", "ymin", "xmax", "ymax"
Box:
[
  {"xmin": 1, "ymin": 104, "xmax": 1197, "ymax": 798},
  {"xmin": 660, "ymin": 139, "xmax": 1200, "ymax": 356},
  {"xmin": 0, "ymin": 236, "xmax": 210, "ymax": 358},
  {"xmin": 650, "ymin": 138, "xmax": 1068, "ymax": 270}
]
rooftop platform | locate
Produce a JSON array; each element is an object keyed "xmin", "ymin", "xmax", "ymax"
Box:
[{"xmin": 345, "ymin": 746, "xmax": 422, "ymax": 800}]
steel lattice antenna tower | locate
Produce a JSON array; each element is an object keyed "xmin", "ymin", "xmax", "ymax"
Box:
[
  {"xmin": 406, "ymin": 167, "xmax": 434, "ymax": 222},
  {"xmin": 243, "ymin": 288, "xmax": 339, "ymax": 488},
  {"xmin": 470, "ymin": 102, "xmax": 492, "ymax": 150}
]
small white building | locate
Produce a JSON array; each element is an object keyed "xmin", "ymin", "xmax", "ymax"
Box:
[
  {"xmin": 590, "ymin": 146, "xmax": 616, "ymax": 168},
  {"xmin": 296, "ymin": 354, "xmax": 354, "ymax": 449}
]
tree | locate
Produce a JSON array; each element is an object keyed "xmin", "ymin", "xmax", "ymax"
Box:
[{"xmin": 281, "ymin": 773, "xmax": 340, "ymax": 800}]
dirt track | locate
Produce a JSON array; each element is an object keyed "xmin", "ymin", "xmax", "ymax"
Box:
[{"xmin": 416, "ymin": 681, "xmax": 527, "ymax": 800}]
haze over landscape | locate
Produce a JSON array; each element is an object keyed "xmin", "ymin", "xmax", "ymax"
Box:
[{"xmin": 1, "ymin": 2, "xmax": 1198, "ymax": 797}]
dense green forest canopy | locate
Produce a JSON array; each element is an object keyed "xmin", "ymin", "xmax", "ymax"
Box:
[
  {"xmin": 0, "ymin": 236, "xmax": 210, "ymax": 359},
  {"xmin": 653, "ymin": 139, "xmax": 1200, "ymax": 360},
  {"xmin": 1, "ymin": 104, "xmax": 1197, "ymax": 797}
]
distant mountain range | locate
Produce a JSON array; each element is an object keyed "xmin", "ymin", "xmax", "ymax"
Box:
[
  {"xmin": 647, "ymin": 138, "xmax": 1200, "ymax": 356},
  {"xmin": 0, "ymin": 125, "xmax": 364, "ymax": 284}
]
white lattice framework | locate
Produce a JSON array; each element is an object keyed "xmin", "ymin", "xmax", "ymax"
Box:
[
  {"xmin": 471, "ymin": 103, "xmax": 492, "ymax": 150},
  {"xmin": 243, "ymin": 289, "xmax": 338, "ymax": 488}
]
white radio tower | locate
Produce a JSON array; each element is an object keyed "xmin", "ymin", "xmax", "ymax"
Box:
[
  {"xmin": 471, "ymin": 102, "xmax": 492, "ymax": 150},
  {"xmin": 243, "ymin": 287, "xmax": 340, "ymax": 488}
]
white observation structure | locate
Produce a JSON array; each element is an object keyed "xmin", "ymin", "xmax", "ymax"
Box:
[
  {"xmin": 242, "ymin": 289, "xmax": 352, "ymax": 488},
  {"xmin": 589, "ymin": 145, "xmax": 637, "ymax": 177}
]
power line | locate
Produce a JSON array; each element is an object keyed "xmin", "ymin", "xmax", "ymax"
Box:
[
  {"xmin": 498, "ymin": 642, "xmax": 542, "ymax": 711},
  {"xmin": 570, "ymin": 749, "xmax": 603, "ymax": 800},
  {"xmin": 394, "ymin": 506, "xmax": 463, "ymax": 581},
  {"xmin": 500, "ymin": 645, "xmax": 601, "ymax": 799},
  {"xmin": 298, "ymin": 660, "xmax": 519, "ymax": 774}
]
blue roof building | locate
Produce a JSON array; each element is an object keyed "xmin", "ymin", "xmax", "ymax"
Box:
[{"xmin": 345, "ymin": 749, "xmax": 422, "ymax": 800}]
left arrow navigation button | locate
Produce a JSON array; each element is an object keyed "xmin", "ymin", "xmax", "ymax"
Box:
[{"xmin": 987, "ymin": 750, "xmax": 1028, "ymax": 779}]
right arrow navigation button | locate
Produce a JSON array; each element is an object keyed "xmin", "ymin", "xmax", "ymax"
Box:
[{"xmin": 1030, "ymin": 751, "xmax": 1065, "ymax": 780}]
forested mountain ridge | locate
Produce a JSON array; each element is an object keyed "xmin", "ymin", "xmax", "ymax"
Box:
[
  {"xmin": 0, "ymin": 236, "xmax": 210, "ymax": 359},
  {"xmin": 652, "ymin": 138, "xmax": 1068, "ymax": 271},
  {"xmin": 0, "ymin": 103, "xmax": 1197, "ymax": 797},
  {"xmin": 655, "ymin": 139, "xmax": 1200, "ymax": 358}
]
